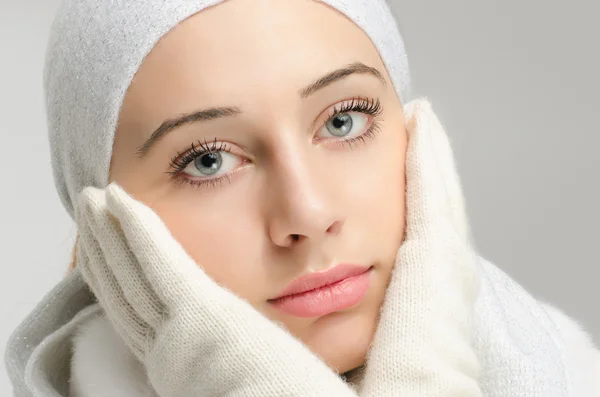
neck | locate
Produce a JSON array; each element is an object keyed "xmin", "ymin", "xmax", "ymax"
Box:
[{"xmin": 340, "ymin": 364, "xmax": 366, "ymax": 390}]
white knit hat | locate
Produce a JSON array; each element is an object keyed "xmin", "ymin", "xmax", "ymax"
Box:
[{"xmin": 45, "ymin": 0, "xmax": 411, "ymax": 219}]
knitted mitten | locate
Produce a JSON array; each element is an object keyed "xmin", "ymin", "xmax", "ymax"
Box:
[
  {"xmin": 75, "ymin": 184, "xmax": 358, "ymax": 397},
  {"xmin": 358, "ymin": 99, "xmax": 483, "ymax": 396}
]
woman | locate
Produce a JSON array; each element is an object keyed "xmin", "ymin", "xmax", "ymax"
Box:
[{"xmin": 5, "ymin": 0, "xmax": 599, "ymax": 396}]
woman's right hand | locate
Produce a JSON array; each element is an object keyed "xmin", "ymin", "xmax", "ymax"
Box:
[{"xmin": 75, "ymin": 183, "xmax": 358, "ymax": 397}]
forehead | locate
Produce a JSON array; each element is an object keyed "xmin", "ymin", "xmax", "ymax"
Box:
[{"xmin": 125, "ymin": 0, "xmax": 388, "ymax": 109}]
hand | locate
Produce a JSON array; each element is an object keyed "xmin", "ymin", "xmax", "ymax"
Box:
[
  {"xmin": 75, "ymin": 183, "xmax": 358, "ymax": 397},
  {"xmin": 359, "ymin": 99, "xmax": 482, "ymax": 396}
]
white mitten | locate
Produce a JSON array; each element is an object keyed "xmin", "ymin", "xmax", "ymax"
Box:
[
  {"xmin": 359, "ymin": 99, "xmax": 483, "ymax": 396},
  {"xmin": 75, "ymin": 184, "xmax": 358, "ymax": 397}
]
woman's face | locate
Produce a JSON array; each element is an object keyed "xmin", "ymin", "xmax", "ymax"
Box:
[{"xmin": 110, "ymin": 0, "xmax": 407, "ymax": 374}]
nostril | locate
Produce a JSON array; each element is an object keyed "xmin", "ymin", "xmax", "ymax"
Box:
[
  {"xmin": 326, "ymin": 219, "xmax": 345, "ymax": 235},
  {"xmin": 290, "ymin": 234, "xmax": 300, "ymax": 242}
]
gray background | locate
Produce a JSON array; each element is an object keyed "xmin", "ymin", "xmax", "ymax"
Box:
[{"xmin": 1, "ymin": 0, "xmax": 598, "ymax": 394}]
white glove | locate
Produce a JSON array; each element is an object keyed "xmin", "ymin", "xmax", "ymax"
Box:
[
  {"xmin": 75, "ymin": 183, "xmax": 358, "ymax": 397},
  {"xmin": 359, "ymin": 99, "xmax": 483, "ymax": 396}
]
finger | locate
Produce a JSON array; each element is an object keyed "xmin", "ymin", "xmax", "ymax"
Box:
[
  {"xmin": 77, "ymin": 224, "xmax": 148, "ymax": 361},
  {"xmin": 105, "ymin": 183, "xmax": 217, "ymax": 307},
  {"xmin": 75, "ymin": 213, "xmax": 101, "ymax": 296},
  {"xmin": 403, "ymin": 99, "xmax": 467, "ymax": 239},
  {"xmin": 425, "ymin": 102, "xmax": 471, "ymax": 242},
  {"xmin": 403, "ymin": 99, "xmax": 447, "ymax": 235},
  {"xmin": 79, "ymin": 186, "xmax": 165, "ymax": 329},
  {"xmin": 76, "ymin": 230, "xmax": 103, "ymax": 302},
  {"xmin": 76, "ymin": 191, "xmax": 111, "ymax": 298}
]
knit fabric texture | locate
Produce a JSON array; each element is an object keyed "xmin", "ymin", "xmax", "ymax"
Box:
[{"xmin": 45, "ymin": 0, "xmax": 411, "ymax": 220}]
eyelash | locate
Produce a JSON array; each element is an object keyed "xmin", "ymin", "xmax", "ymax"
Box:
[
  {"xmin": 167, "ymin": 139, "xmax": 237, "ymax": 188},
  {"xmin": 323, "ymin": 96, "xmax": 382, "ymax": 149},
  {"xmin": 167, "ymin": 97, "xmax": 383, "ymax": 188}
]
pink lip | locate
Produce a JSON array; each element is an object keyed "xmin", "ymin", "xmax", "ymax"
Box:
[{"xmin": 268, "ymin": 264, "xmax": 373, "ymax": 318}]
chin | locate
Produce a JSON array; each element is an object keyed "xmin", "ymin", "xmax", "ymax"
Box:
[
  {"xmin": 264, "ymin": 263, "xmax": 390, "ymax": 373},
  {"xmin": 301, "ymin": 301, "xmax": 379, "ymax": 374}
]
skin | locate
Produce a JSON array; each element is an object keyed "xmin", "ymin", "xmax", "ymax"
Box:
[{"xmin": 109, "ymin": 0, "xmax": 407, "ymax": 374}]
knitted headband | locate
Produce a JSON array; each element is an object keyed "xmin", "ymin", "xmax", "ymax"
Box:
[{"xmin": 45, "ymin": 0, "xmax": 411, "ymax": 219}]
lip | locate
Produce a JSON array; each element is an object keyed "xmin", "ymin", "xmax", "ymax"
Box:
[
  {"xmin": 270, "ymin": 264, "xmax": 372, "ymax": 300},
  {"xmin": 268, "ymin": 264, "xmax": 373, "ymax": 318}
]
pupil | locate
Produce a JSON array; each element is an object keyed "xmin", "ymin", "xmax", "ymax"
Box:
[
  {"xmin": 201, "ymin": 153, "xmax": 218, "ymax": 168},
  {"xmin": 333, "ymin": 116, "xmax": 345, "ymax": 128}
]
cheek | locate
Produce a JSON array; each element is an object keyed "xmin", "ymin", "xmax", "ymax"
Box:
[
  {"xmin": 151, "ymin": 199, "xmax": 268, "ymax": 303},
  {"xmin": 348, "ymin": 124, "xmax": 407, "ymax": 240},
  {"xmin": 340, "ymin": 123, "xmax": 407, "ymax": 287}
]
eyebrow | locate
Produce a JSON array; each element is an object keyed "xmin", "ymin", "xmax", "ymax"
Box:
[
  {"xmin": 136, "ymin": 62, "xmax": 385, "ymax": 158},
  {"xmin": 299, "ymin": 62, "xmax": 385, "ymax": 98}
]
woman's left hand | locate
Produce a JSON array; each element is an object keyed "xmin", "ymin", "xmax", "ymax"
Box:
[{"xmin": 358, "ymin": 99, "xmax": 482, "ymax": 396}]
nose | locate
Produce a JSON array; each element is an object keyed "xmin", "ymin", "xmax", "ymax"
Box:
[
  {"xmin": 266, "ymin": 159, "xmax": 345, "ymax": 249},
  {"xmin": 270, "ymin": 210, "xmax": 345, "ymax": 248}
]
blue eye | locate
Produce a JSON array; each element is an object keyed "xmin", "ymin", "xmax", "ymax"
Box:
[
  {"xmin": 316, "ymin": 97, "xmax": 382, "ymax": 142},
  {"xmin": 168, "ymin": 139, "xmax": 245, "ymax": 188},
  {"xmin": 322, "ymin": 112, "xmax": 369, "ymax": 138},
  {"xmin": 184, "ymin": 150, "xmax": 238, "ymax": 178},
  {"xmin": 192, "ymin": 152, "xmax": 223, "ymax": 176}
]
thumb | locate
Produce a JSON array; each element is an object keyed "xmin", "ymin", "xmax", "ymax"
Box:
[{"xmin": 403, "ymin": 98, "xmax": 471, "ymax": 243}]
